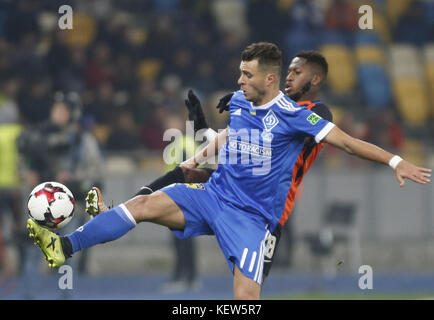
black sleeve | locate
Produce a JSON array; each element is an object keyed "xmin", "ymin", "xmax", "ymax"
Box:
[{"xmin": 311, "ymin": 103, "xmax": 333, "ymax": 122}]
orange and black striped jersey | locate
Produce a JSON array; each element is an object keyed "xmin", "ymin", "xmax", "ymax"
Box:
[{"xmin": 278, "ymin": 101, "xmax": 333, "ymax": 226}]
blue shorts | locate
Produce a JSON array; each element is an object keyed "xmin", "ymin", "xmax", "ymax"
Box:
[{"xmin": 161, "ymin": 182, "xmax": 272, "ymax": 285}]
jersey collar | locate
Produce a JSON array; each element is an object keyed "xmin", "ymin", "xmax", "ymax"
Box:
[{"xmin": 250, "ymin": 91, "xmax": 285, "ymax": 110}]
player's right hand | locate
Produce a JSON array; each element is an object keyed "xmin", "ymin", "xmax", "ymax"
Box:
[{"xmin": 216, "ymin": 93, "xmax": 234, "ymax": 113}]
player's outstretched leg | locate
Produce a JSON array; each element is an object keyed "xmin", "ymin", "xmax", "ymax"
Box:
[
  {"xmin": 28, "ymin": 191, "xmax": 185, "ymax": 268},
  {"xmin": 27, "ymin": 219, "xmax": 68, "ymax": 268}
]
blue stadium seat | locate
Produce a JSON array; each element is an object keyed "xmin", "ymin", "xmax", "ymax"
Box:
[
  {"xmin": 424, "ymin": 0, "xmax": 434, "ymax": 25},
  {"xmin": 353, "ymin": 31, "xmax": 382, "ymax": 46},
  {"xmin": 319, "ymin": 30, "xmax": 352, "ymax": 46},
  {"xmin": 357, "ymin": 64, "xmax": 392, "ymax": 108},
  {"xmin": 283, "ymin": 27, "xmax": 318, "ymax": 58}
]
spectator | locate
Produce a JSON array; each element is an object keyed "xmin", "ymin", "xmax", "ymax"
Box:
[
  {"xmin": 106, "ymin": 110, "xmax": 142, "ymax": 151},
  {"xmin": 85, "ymin": 81, "xmax": 117, "ymax": 124},
  {"xmin": 325, "ymin": 0, "xmax": 358, "ymax": 32}
]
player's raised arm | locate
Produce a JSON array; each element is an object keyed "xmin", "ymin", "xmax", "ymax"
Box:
[
  {"xmin": 323, "ymin": 126, "xmax": 432, "ymax": 187},
  {"xmin": 181, "ymin": 128, "xmax": 228, "ymax": 169}
]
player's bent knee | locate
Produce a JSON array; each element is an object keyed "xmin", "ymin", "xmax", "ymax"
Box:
[
  {"xmin": 125, "ymin": 194, "xmax": 168, "ymax": 223},
  {"xmin": 124, "ymin": 194, "xmax": 150, "ymax": 223},
  {"xmin": 124, "ymin": 192, "xmax": 185, "ymax": 229}
]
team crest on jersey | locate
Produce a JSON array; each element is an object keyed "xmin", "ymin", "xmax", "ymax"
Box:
[
  {"xmin": 262, "ymin": 110, "xmax": 279, "ymax": 132},
  {"xmin": 184, "ymin": 183, "xmax": 205, "ymax": 190}
]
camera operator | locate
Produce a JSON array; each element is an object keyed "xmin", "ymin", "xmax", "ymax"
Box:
[{"xmin": 18, "ymin": 92, "xmax": 104, "ymax": 274}]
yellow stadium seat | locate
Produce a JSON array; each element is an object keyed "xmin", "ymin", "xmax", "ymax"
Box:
[
  {"xmin": 423, "ymin": 45, "xmax": 434, "ymax": 115},
  {"xmin": 424, "ymin": 62, "xmax": 434, "ymax": 114},
  {"xmin": 277, "ymin": 0, "xmax": 296, "ymax": 11},
  {"xmin": 373, "ymin": 11, "xmax": 392, "ymax": 44},
  {"xmin": 355, "ymin": 45, "xmax": 386, "ymax": 65},
  {"xmin": 321, "ymin": 45, "xmax": 356, "ymax": 94},
  {"xmin": 137, "ymin": 59, "xmax": 162, "ymax": 82},
  {"xmin": 393, "ymin": 78, "xmax": 430, "ymax": 126},
  {"xmin": 93, "ymin": 124, "xmax": 111, "ymax": 145},
  {"xmin": 65, "ymin": 13, "xmax": 97, "ymax": 49}
]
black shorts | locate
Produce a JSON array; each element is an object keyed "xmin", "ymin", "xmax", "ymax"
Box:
[{"xmin": 263, "ymin": 223, "xmax": 283, "ymax": 278}]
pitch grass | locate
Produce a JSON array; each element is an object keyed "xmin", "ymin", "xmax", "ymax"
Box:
[{"xmin": 266, "ymin": 292, "xmax": 434, "ymax": 300}]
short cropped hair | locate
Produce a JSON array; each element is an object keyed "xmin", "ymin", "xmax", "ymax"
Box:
[
  {"xmin": 295, "ymin": 50, "xmax": 328, "ymax": 78},
  {"xmin": 241, "ymin": 42, "xmax": 282, "ymax": 76}
]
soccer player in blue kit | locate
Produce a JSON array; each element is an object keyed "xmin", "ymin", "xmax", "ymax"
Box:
[{"xmin": 28, "ymin": 42, "xmax": 431, "ymax": 299}]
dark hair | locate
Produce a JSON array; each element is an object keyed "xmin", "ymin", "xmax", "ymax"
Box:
[
  {"xmin": 241, "ymin": 42, "xmax": 282, "ymax": 75},
  {"xmin": 295, "ymin": 50, "xmax": 328, "ymax": 77}
]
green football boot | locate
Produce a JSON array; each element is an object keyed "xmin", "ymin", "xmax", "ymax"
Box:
[{"xmin": 27, "ymin": 219, "xmax": 66, "ymax": 268}]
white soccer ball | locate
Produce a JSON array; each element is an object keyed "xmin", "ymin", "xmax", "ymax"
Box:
[{"xmin": 27, "ymin": 182, "xmax": 75, "ymax": 230}]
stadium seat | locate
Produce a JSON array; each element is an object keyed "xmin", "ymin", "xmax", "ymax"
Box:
[
  {"xmin": 320, "ymin": 44, "xmax": 357, "ymax": 94},
  {"xmin": 372, "ymin": 10, "xmax": 392, "ymax": 44},
  {"xmin": 392, "ymin": 77, "xmax": 430, "ymax": 126},
  {"xmin": 389, "ymin": 44, "xmax": 423, "ymax": 79},
  {"xmin": 357, "ymin": 64, "xmax": 392, "ymax": 107},
  {"xmin": 304, "ymin": 201, "xmax": 361, "ymax": 277},
  {"xmin": 283, "ymin": 27, "xmax": 318, "ymax": 59},
  {"xmin": 65, "ymin": 13, "xmax": 97, "ymax": 49},
  {"xmin": 423, "ymin": 44, "xmax": 434, "ymax": 113},
  {"xmin": 320, "ymin": 30, "xmax": 352, "ymax": 46},
  {"xmin": 386, "ymin": 0, "xmax": 414, "ymax": 26},
  {"xmin": 353, "ymin": 31, "xmax": 382, "ymax": 46},
  {"xmin": 137, "ymin": 59, "xmax": 162, "ymax": 81},
  {"xmin": 277, "ymin": 0, "xmax": 296, "ymax": 11},
  {"xmin": 355, "ymin": 45, "xmax": 386, "ymax": 65},
  {"xmin": 93, "ymin": 124, "xmax": 111, "ymax": 145},
  {"xmin": 423, "ymin": 0, "xmax": 434, "ymax": 26}
]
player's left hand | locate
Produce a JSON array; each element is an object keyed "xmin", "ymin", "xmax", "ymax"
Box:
[
  {"xmin": 394, "ymin": 160, "xmax": 431, "ymax": 187},
  {"xmin": 185, "ymin": 89, "xmax": 209, "ymax": 132}
]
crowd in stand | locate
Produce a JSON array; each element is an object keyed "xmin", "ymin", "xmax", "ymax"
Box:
[{"xmin": 1, "ymin": 0, "xmax": 433, "ymax": 153}]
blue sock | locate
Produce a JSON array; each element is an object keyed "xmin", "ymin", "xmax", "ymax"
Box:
[{"xmin": 66, "ymin": 204, "xmax": 136, "ymax": 254}]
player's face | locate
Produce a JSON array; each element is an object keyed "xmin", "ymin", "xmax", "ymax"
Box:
[
  {"xmin": 285, "ymin": 57, "xmax": 312, "ymax": 99},
  {"xmin": 237, "ymin": 59, "xmax": 267, "ymax": 105}
]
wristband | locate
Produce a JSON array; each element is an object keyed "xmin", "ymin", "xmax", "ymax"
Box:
[{"xmin": 389, "ymin": 155, "xmax": 403, "ymax": 170}]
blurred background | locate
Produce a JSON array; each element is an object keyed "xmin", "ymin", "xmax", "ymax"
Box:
[{"xmin": 0, "ymin": 0, "xmax": 433, "ymax": 299}]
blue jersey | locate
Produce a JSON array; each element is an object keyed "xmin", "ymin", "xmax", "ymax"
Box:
[{"xmin": 207, "ymin": 90, "xmax": 335, "ymax": 231}]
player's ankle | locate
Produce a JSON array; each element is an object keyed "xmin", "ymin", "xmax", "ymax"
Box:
[{"xmin": 60, "ymin": 236, "xmax": 73, "ymax": 258}]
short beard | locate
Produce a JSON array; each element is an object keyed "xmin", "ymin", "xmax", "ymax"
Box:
[
  {"xmin": 289, "ymin": 80, "xmax": 312, "ymax": 101},
  {"xmin": 249, "ymin": 87, "xmax": 267, "ymax": 106}
]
